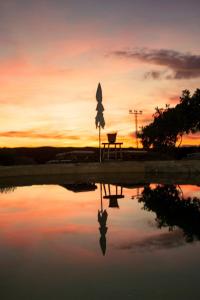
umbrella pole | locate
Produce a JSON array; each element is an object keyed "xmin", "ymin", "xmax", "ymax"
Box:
[{"xmin": 99, "ymin": 125, "xmax": 101, "ymax": 163}]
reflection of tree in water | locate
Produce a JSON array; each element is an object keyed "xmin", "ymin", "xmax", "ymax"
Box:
[
  {"xmin": 139, "ymin": 184, "xmax": 200, "ymax": 242},
  {"xmin": 0, "ymin": 186, "xmax": 16, "ymax": 194}
]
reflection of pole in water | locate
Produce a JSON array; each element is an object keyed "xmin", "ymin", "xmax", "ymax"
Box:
[
  {"xmin": 100, "ymin": 183, "xmax": 103, "ymax": 211},
  {"xmin": 131, "ymin": 187, "xmax": 141, "ymax": 200}
]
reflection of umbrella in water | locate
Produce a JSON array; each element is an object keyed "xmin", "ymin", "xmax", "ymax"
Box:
[
  {"xmin": 98, "ymin": 209, "xmax": 108, "ymax": 256},
  {"xmin": 98, "ymin": 183, "xmax": 108, "ymax": 256}
]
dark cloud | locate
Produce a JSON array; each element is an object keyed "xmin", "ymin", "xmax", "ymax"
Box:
[
  {"xmin": 113, "ymin": 48, "xmax": 200, "ymax": 80},
  {"xmin": 144, "ymin": 70, "xmax": 164, "ymax": 80}
]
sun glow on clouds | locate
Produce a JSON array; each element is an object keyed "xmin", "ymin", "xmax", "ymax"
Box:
[{"xmin": 0, "ymin": 1, "xmax": 200, "ymax": 147}]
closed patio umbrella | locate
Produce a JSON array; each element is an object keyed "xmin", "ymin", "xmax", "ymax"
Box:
[{"xmin": 95, "ymin": 83, "xmax": 105, "ymax": 162}]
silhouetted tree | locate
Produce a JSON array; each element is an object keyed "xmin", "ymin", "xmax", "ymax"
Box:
[{"xmin": 138, "ymin": 89, "xmax": 200, "ymax": 149}]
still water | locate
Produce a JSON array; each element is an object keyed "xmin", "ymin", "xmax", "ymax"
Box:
[{"xmin": 1, "ymin": 183, "xmax": 200, "ymax": 299}]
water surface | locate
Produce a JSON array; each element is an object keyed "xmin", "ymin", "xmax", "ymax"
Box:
[{"xmin": 1, "ymin": 183, "xmax": 200, "ymax": 299}]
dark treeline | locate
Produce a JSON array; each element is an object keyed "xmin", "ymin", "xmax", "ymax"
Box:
[
  {"xmin": 0, "ymin": 186, "xmax": 16, "ymax": 194},
  {"xmin": 0, "ymin": 147, "xmax": 98, "ymax": 165},
  {"xmin": 138, "ymin": 89, "xmax": 200, "ymax": 150},
  {"xmin": 0, "ymin": 146, "xmax": 199, "ymax": 165},
  {"xmin": 139, "ymin": 184, "xmax": 200, "ymax": 242}
]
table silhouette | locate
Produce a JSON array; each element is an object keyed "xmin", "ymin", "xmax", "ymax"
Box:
[{"xmin": 102, "ymin": 142, "xmax": 123, "ymax": 160}]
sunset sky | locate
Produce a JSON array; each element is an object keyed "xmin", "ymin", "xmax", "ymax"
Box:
[{"xmin": 1, "ymin": 0, "xmax": 200, "ymax": 147}]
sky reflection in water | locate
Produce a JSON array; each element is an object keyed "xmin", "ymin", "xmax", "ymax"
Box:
[{"xmin": 1, "ymin": 183, "xmax": 200, "ymax": 300}]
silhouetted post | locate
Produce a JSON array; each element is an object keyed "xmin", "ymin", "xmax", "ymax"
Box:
[
  {"xmin": 131, "ymin": 187, "xmax": 141, "ymax": 200},
  {"xmin": 129, "ymin": 109, "xmax": 142, "ymax": 148}
]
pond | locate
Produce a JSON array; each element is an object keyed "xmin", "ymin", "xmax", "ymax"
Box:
[{"xmin": 1, "ymin": 182, "xmax": 200, "ymax": 299}]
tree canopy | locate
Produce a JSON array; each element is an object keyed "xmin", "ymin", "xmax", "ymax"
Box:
[{"xmin": 138, "ymin": 89, "xmax": 200, "ymax": 149}]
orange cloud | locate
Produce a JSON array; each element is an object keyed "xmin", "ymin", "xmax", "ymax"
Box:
[{"xmin": 0, "ymin": 130, "xmax": 80, "ymax": 140}]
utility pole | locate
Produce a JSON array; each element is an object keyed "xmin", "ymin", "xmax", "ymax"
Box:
[{"xmin": 129, "ymin": 110, "xmax": 143, "ymax": 149}]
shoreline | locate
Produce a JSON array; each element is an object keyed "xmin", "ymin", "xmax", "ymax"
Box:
[{"xmin": 0, "ymin": 160, "xmax": 199, "ymax": 187}]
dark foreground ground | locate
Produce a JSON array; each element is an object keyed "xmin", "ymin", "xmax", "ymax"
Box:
[
  {"xmin": 0, "ymin": 146, "xmax": 200, "ymax": 165},
  {"xmin": 0, "ymin": 160, "xmax": 200, "ymax": 187}
]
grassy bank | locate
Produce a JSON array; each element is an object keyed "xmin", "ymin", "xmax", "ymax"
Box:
[{"xmin": 0, "ymin": 160, "xmax": 200, "ymax": 189}]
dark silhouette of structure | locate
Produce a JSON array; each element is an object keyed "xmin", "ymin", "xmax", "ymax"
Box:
[
  {"xmin": 103, "ymin": 183, "xmax": 124, "ymax": 208},
  {"xmin": 129, "ymin": 109, "xmax": 143, "ymax": 148}
]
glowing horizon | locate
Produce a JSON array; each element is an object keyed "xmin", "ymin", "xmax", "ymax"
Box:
[{"xmin": 0, "ymin": 1, "xmax": 200, "ymax": 148}]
